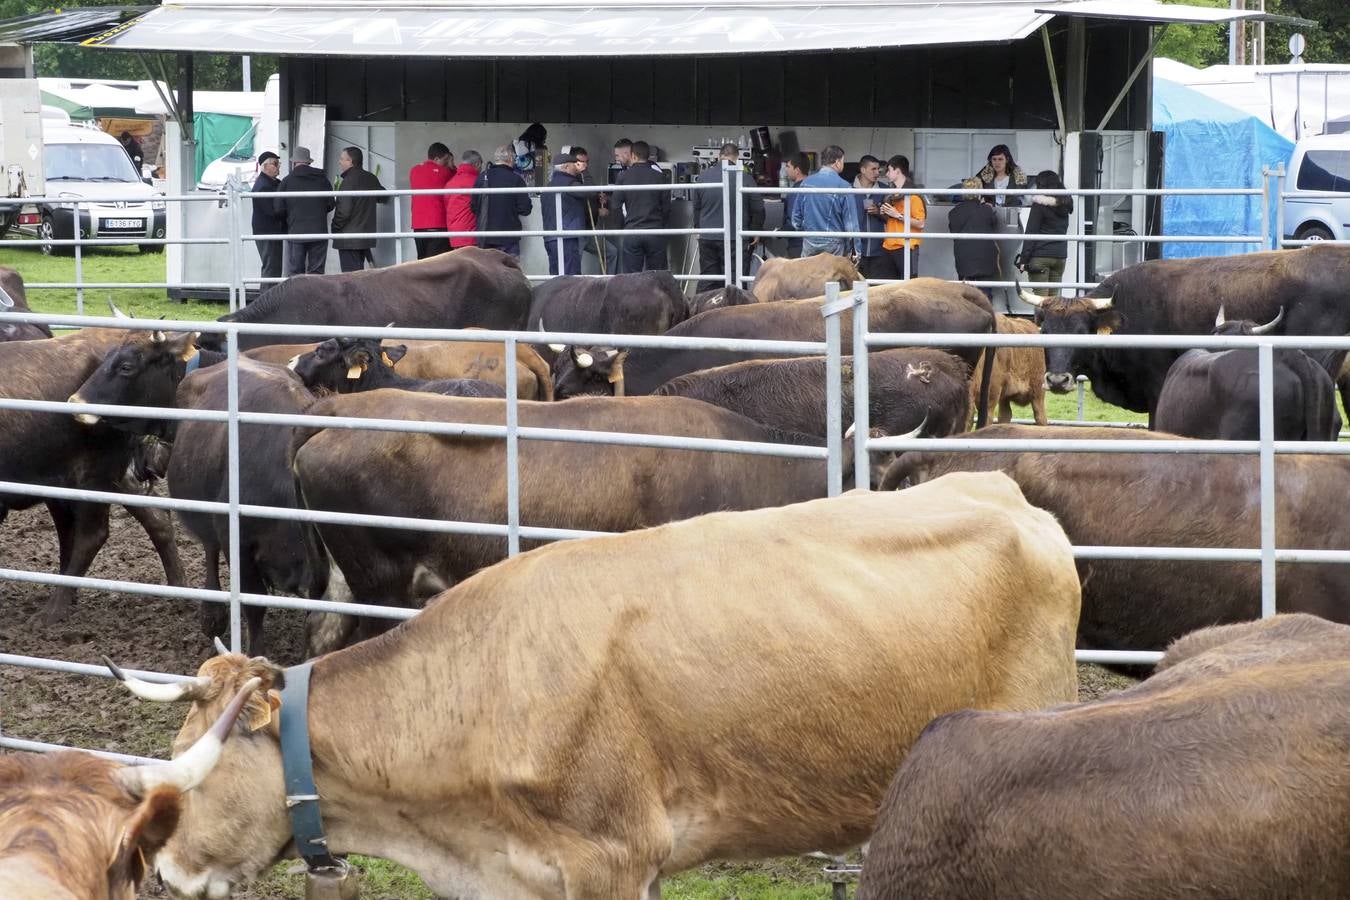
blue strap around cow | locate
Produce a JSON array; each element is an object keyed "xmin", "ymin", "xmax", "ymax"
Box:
[{"xmin": 279, "ymin": 661, "xmax": 341, "ymax": 870}]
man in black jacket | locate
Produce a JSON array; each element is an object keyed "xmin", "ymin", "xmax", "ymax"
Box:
[
  {"xmin": 331, "ymin": 146, "xmax": 387, "ymax": 272},
  {"xmin": 610, "ymin": 141, "xmax": 669, "ymax": 273},
  {"xmin": 948, "ymin": 177, "xmax": 1000, "ymax": 299},
  {"xmin": 250, "ymin": 151, "xmax": 286, "ymax": 281},
  {"xmin": 471, "ymin": 145, "xmax": 532, "ymax": 258},
  {"xmin": 278, "ymin": 146, "xmax": 334, "ymax": 275},
  {"xmin": 692, "ymin": 143, "xmax": 765, "ymax": 288}
]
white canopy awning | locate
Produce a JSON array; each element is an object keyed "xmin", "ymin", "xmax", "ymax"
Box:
[{"xmin": 76, "ymin": 0, "xmax": 1305, "ymax": 58}]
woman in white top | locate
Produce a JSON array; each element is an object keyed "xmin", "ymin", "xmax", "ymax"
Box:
[{"xmin": 975, "ymin": 144, "xmax": 1029, "ymax": 208}]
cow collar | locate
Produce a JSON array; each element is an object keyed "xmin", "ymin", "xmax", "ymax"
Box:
[
  {"xmin": 278, "ymin": 662, "xmax": 342, "ymax": 871},
  {"xmin": 183, "ymin": 348, "xmax": 201, "ymax": 375}
]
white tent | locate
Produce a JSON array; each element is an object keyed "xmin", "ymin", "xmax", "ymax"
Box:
[{"xmin": 1154, "ymin": 58, "xmax": 1350, "ymax": 141}]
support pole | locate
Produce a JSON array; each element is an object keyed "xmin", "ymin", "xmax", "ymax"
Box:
[
  {"xmin": 1066, "ymin": 17, "xmax": 1087, "ymax": 134},
  {"xmin": 505, "ymin": 336, "xmax": 520, "ymax": 557},
  {"xmin": 823, "ymin": 282, "xmax": 845, "ymax": 497},
  {"xmin": 851, "ymin": 283, "xmax": 871, "ymax": 490},
  {"xmin": 722, "ymin": 160, "xmax": 734, "ymax": 288},
  {"xmin": 1258, "ymin": 341, "xmax": 1276, "ymax": 618},
  {"xmin": 226, "ymin": 328, "xmax": 242, "ymax": 652}
]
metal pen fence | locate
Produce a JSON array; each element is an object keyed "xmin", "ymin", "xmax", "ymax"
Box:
[{"xmin": 1, "ymin": 168, "xmax": 1348, "ymax": 764}]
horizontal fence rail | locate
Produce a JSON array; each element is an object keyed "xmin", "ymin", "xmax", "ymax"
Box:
[{"xmin": 2, "ymin": 162, "xmax": 1347, "ymax": 762}]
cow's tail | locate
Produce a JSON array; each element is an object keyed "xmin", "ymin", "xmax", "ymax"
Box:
[
  {"xmin": 518, "ymin": 343, "xmax": 555, "ymax": 401},
  {"xmin": 290, "ymin": 412, "xmax": 358, "ymax": 656},
  {"xmin": 974, "ymin": 311, "xmax": 996, "ymax": 429},
  {"xmin": 1308, "ymin": 350, "xmax": 1346, "ymax": 440},
  {"xmin": 877, "ymin": 452, "xmax": 925, "ymax": 492}
]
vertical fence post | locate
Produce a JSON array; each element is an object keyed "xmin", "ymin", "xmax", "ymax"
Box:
[
  {"xmin": 851, "ymin": 282, "xmax": 871, "ymax": 490},
  {"xmin": 73, "ymin": 201, "xmax": 84, "ymax": 316},
  {"xmin": 227, "ymin": 176, "xmax": 244, "ymax": 312},
  {"xmin": 1076, "ymin": 375, "xmax": 1088, "ymax": 421},
  {"xmin": 505, "ymin": 335, "xmax": 521, "ymax": 558},
  {"xmin": 823, "ymin": 281, "xmax": 845, "ymax": 497},
  {"xmin": 1258, "ymin": 341, "xmax": 1277, "ymax": 619},
  {"xmin": 1274, "ymin": 162, "xmax": 1286, "ymax": 250},
  {"xmin": 554, "ymin": 192, "xmax": 565, "ymax": 275},
  {"xmin": 393, "ymin": 195, "xmax": 404, "ymax": 265},
  {"xmin": 226, "ymin": 327, "xmax": 243, "ymax": 652},
  {"xmin": 1260, "ymin": 166, "xmax": 1272, "ymax": 253},
  {"xmin": 901, "ymin": 195, "xmax": 911, "ymax": 280},
  {"xmin": 735, "ymin": 171, "xmax": 746, "ymax": 289},
  {"xmin": 722, "ymin": 161, "xmax": 734, "ymax": 288}
]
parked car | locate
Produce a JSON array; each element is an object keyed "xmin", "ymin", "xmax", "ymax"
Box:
[
  {"xmin": 1283, "ymin": 133, "xmax": 1350, "ymax": 244},
  {"xmin": 11, "ymin": 109, "xmax": 166, "ymax": 255}
]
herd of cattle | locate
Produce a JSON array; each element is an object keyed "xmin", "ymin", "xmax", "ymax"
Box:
[{"xmin": 2, "ymin": 245, "xmax": 1350, "ymax": 899}]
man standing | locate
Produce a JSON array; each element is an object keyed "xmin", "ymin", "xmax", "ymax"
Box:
[
  {"xmin": 780, "ymin": 152, "xmax": 809, "ymax": 259},
  {"xmin": 472, "ymin": 145, "xmax": 532, "ymax": 257},
  {"xmin": 611, "ymin": 140, "xmax": 669, "ymax": 273},
  {"xmin": 949, "ymin": 177, "xmax": 999, "ymax": 298},
  {"xmin": 790, "ymin": 145, "xmax": 859, "ymax": 260},
  {"xmin": 330, "ymin": 146, "xmax": 387, "ymax": 273},
  {"xmin": 249, "ymin": 151, "xmax": 286, "ymax": 281},
  {"xmin": 277, "ymin": 146, "xmax": 333, "ymax": 276},
  {"xmin": 444, "ymin": 149, "xmax": 483, "ymax": 250},
  {"xmin": 693, "ymin": 143, "xmax": 765, "ymax": 288},
  {"xmin": 542, "ymin": 147, "xmax": 588, "ymax": 276},
  {"xmin": 852, "ymin": 155, "xmax": 890, "ymax": 278},
  {"xmin": 409, "ymin": 142, "xmax": 453, "ymax": 259},
  {"xmin": 612, "ymin": 138, "xmax": 633, "ymax": 170}
]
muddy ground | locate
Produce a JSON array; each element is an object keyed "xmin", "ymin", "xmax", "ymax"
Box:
[{"xmin": 0, "ymin": 497, "xmax": 1136, "ymax": 899}]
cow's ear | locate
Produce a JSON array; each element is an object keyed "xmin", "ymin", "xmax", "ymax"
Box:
[
  {"xmin": 1095, "ymin": 309, "xmax": 1123, "ymax": 335},
  {"xmin": 381, "ymin": 344, "xmax": 408, "ymax": 367},
  {"xmin": 110, "ymin": 785, "xmax": 181, "ymax": 887},
  {"xmin": 607, "ymin": 350, "xmax": 629, "ymax": 385},
  {"xmin": 243, "ymin": 689, "xmax": 281, "ymax": 732},
  {"xmin": 164, "ymin": 331, "xmax": 197, "ymax": 361},
  {"xmin": 345, "ymin": 347, "xmax": 372, "ymax": 380}
]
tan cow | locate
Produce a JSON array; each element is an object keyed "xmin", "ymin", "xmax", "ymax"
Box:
[
  {"xmin": 0, "ymin": 679, "xmax": 257, "ymax": 899},
  {"xmin": 968, "ymin": 314, "xmax": 1048, "ymax": 426},
  {"xmin": 117, "ymin": 472, "xmax": 1080, "ymax": 899},
  {"xmin": 242, "ymin": 333, "xmax": 553, "ymax": 400},
  {"xmin": 752, "ymin": 254, "xmax": 861, "ymax": 301}
]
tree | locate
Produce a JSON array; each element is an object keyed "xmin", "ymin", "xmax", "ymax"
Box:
[{"xmin": 1159, "ymin": 0, "xmax": 1350, "ymax": 67}]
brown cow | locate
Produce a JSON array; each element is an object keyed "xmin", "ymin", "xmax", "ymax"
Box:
[
  {"xmin": 752, "ymin": 254, "xmax": 861, "ymax": 301},
  {"xmin": 0, "ymin": 266, "xmax": 52, "ymax": 342},
  {"xmin": 968, "ymin": 314, "xmax": 1047, "ymax": 426},
  {"xmin": 119, "ymin": 472, "xmax": 1080, "ymax": 899},
  {"xmin": 0, "ymin": 677, "xmax": 258, "ymax": 900},
  {"xmin": 858, "ymin": 613, "xmax": 1350, "ymax": 900}
]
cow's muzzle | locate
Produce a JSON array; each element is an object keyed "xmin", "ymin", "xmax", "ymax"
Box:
[
  {"xmin": 1044, "ymin": 372, "xmax": 1075, "ymax": 394},
  {"xmin": 68, "ymin": 393, "xmax": 101, "ymax": 425}
]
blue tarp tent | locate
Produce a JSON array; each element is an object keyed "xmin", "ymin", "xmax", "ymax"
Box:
[{"xmin": 1154, "ymin": 77, "xmax": 1293, "ymax": 259}]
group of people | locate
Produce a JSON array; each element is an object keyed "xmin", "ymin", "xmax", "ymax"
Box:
[
  {"xmin": 780, "ymin": 142, "xmax": 1073, "ymax": 296},
  {"xmin": 250, "ymin": 145, "xmax": 389, "ymax": 278},
  {"xmin": 248, "ymin": 138, "xmax": 1073, "ymax": 293}
]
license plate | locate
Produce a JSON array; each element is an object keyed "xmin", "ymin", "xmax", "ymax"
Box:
[{"xmin": 104, "ymin": 218, "xmax": 144, "ymax": 229}]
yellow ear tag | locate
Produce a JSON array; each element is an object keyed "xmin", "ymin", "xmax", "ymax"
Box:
[
  {"xmin": 1095, "ymin": 324, "xmax": 1115, "ymax": 336},
  {"xmin": 346, "ymin": 363, "xmax": 364, "ymax": 380},
  {"xmin": 381, "ymin": 351, "xmax": 396, "ymax": 368},
  {"xmin": 245, "ymin": 690, "xmax": 282, "ymax": 732}
]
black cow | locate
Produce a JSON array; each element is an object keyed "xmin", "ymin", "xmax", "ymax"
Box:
[
  {"xmin": 527, "ymin": 271, "xmax": 688, "ymax": 345},
  {"xmin": 288, "ymin": 337, "xmax": 507, "ymax": 398},
  {"xmin": 0, "ymin": 328, "xmax": 191, "ymax": 623},
  {"xmin": 654, "ymin": 348, "xmax": 971, "ymax": 440},
  {"xmin": 685, "ymin": 284, "xmax": 757, "ymax": 318},
  {"xmin": 880, "ymin": 425, "xmax": 1350, "ymax": 652},
  {"xmin": 0, "ymin": 266, "xmax": 53, "ymax": 342},
  {"xmin": 858, "ymin": 614, "xmax": 1350, "ymax": 900},
  {"xmin": 201, "ymin": 247, "xmax": 532, "ymax": 351},
  {"xmin": 1021, "ymin": 246, "xmax": 1350, "ymax": 425},
  {"xmin": 552, "ymin": 278, "xmax": 997, "ymax": 428},
  {"xmin": 1156, "ymin": 307, "xmax": 1342, "ymax": 441},
  {"xmin": 291, "ymin": 391, "xmax": 858, "ymax": 655},
  {"xmin": 167, "ymin": 358, "xmax": 318, "ymax": 655}
]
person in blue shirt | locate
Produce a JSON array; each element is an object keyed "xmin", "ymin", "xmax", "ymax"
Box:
[
  {"xmin": 789, "ymin": 145, "xmax": 860, "ymax": 260},
  {"xmin": 542, "ymin": 147, "xmax": 589, "ymax": 276},
  {"xmin": 851, "ymin": 154, "xmax": 890, "ymax": 278}
]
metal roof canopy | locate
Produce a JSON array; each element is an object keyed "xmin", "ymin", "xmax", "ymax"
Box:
[{"xmin": 48, "ymin": 0, "xmax": 1312, "ymax": 59}]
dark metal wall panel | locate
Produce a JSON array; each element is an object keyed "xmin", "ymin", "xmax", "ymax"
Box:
[
  {"xmin": 323, "ymin": 58, "xmax": 364, "ymax": 121},
  {"xmin": 1011, "ymin": 24, "xmax": 1059, "ymax": 130},
  {"xmin": 653, "ymin": 57, "xmax": 697, "ymax": 124},
  {"xmin": 569, "ymin": 60, "xmax": 612, "ymax": 123},
  {"xmin": 445, "ymin": 60, "xmax": 489, "ymax": 121},
  {"xmin": 700, "ymin": 57, "xmax": 740, "ymax": 125},
  {"xmin": 526, "ymin": 60, "xmax": 570, "ymax": 122},
  {"xmin": 495, "ymin": 60, "xmax": 529, "ymax": 122},
  {"xmin": 738, "ymin": 57, "xmax": 783, "ymax": 125},
  {"xmin": 826, "ymin": 53, "xmax": 873, "ymax": 127},
  {"xmin": 782, "ymin": 54, "xmax": 830, "ymax": 126},
  {"xmin": 612, "ymin": 58, "xmax": 655, "ymax": 123},
  {"xmin": 404, "ymin": 59, "xmax": 446, "ymax": 121},
  {"xmin": 364, "ymin": 59, "xmax": 404, "ymax": 121}
]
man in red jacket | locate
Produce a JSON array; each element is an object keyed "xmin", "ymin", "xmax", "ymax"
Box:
[
  {"xmin": 409, "ymin": 142, "xmax": 454, "ymax": 259},
  {"xmin": 444, "ymin": 149, "xmax": 482, "ymax": 250}
]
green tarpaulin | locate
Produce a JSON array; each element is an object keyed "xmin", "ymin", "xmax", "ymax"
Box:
[
  {"xmin": 39, "ymin": 90, "xmax": 93, "ymax": 121},
  {"xmin": 193, "ymin": 112, "xmax": 254, "ymax": 181}
]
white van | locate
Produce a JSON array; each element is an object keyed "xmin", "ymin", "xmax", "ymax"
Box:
[
  {"xmin": 13, "ymin": 109, "xmax": 165, "ymax": 255},
  {"xmin": 1282, "ymin": 133, "xmax": 1350, "ymax": 244},
  {"xmin": 195, "ymin": 75, "xmax": 281, "ymax": 191}
]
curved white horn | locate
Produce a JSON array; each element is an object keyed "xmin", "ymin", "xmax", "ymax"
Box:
[
  {"xmin": 575, "ymin": 351, "xmax": 594, "ymax": 368},
  {"xmin": 1017, "ymin": 283, "xmax": 1045, "ymax": 308},
  {"xmin": 213, "ymin": 636, "xmax": 230, "ymax": 656},
  {"xmin": 1214, "ymin": 306, "xmax": 1227, "ymax": 328},
  {"xmin": 115, "ymin": 677, "xmax": 262, "ymax": 796},
  {"xmin": 542, "ymin": 318, "xmax": 567, "ymax": 354},
  {"xmin": 844, "ymin": 423, "xmax": 856, "ymax": 441},
  {"xmin": 0, "ymin": 286, "xmax": 14, "ymax": 308},
  {"xmin": 1250, "ymin": 306, "xmax": 1284, "ymax": 335},
  {"xmin": 107, "ymin": 299, "xmax": 131, "ymax": 318},
  {"xmin": 1089, "ymin": 290, "xmax": 1115, "ymax": 311},
  {"xmin": 104, "ymin": 655, "xmax": 212, "ymax": 702},
  {"xmin": 286, "ymin": 354, "xmax": 302, "ymax": 371},
  {"xmin": 895, "ymin": 414, "xmax": 928, "ymax": 440}
]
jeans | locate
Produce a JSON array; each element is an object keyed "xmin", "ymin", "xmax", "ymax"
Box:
[
  {"xmin": 802, "ymin": 238, "xmax": 848, "ymax": 258},
  {"xmin": 698, "ymin": 239, "xmax": 753, "ymax": 289},
  {"xmin": 622, "ymin": 232, "xmax": 668, "ymax": 273},
  {"xmin": 286, "ymin": 240, "xmax": 327, "ymax": 276},
  {"xmin": 338, "ymin": 249, "xmax": 375, "ymax": 273},
  {"xmin": 256, "ymin": 238, "xmax": 283, "ymax": 280},
  {"xmin": 483, "ymin": 240, "xmax": 521, "ymax": 258},
  {"xmin": 545, "ymin": 236, "xmax": 581, "ymax": 276}
]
